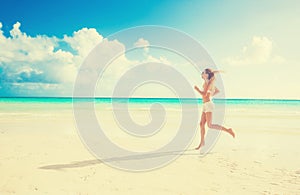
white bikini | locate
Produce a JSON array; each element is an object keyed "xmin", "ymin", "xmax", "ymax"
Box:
[{"xmin": 202, "ymin": 87, "xmax": 215, "ymax": 113}]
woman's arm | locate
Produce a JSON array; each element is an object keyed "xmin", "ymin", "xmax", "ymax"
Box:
[
  {"xmin": 194, "ymin": 86, "xmax": 204, "ymax": 95},
  {"xmin": 201, "ymin": 77, "xmax": 215, "ymax": 96},
  {"xmin": 213, "ymin": 87, "xmax": 220, "ymax": 96},
  {"xmin": 194, "ymin": 77, "xmax": 216, "ymax": 96},
  {"xmin": 194, "ymin": 85, "xmax": 213, "ymax": 96}
]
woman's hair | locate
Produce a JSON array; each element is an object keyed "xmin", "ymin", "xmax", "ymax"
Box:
[
  {"xmin": 205, "ymin": 68, "xmax": 223, "ymax": 80},
  {"xmin": 205, "ymin": 68, "xmax": 214, "ymax": 80}
]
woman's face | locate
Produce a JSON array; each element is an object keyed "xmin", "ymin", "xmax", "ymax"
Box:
[{"xmin": 201, "ymin": 70, "xmax": 208, "ymax": 79}]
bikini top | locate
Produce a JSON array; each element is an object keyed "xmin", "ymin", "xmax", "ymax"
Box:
[{"xmin": 203, "ymin": 86, "xmax": 215, "ymax": 96}]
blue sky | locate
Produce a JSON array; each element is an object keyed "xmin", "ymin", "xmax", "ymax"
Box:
[
  {"xmin": 0, "ymin": 0, "xmax": 299, "ymax": 99},
  {"xmin": 0, "ymin": 0, "xmax": 180, "ymax": 37}
]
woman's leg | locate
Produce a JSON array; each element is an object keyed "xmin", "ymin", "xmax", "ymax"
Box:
[
  {"xmin": 205, "ymin": 112, "xmax": 235, "ymax": 138},
  {"xmin": 195, "ymin": 112, "xmax": 206, "ymax": 150}
]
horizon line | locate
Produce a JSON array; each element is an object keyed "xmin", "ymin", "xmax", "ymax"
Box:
[{"xmin": 0, "ymin": 96, "xmax": 299, "ymax": 101}]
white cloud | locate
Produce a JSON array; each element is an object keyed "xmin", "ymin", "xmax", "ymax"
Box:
[
  {"xmin": 64, "ymin": 27, "xmax": 103, "ymax": 59},
  {"xmin": 0, "ymin": 22, "xmax": 59, "ymax": 63},
  {"xmin": 0, "ymin": 22, "xmax": 4, "ymax": 40},
  {"xmin": 0, "ymin": 22, "xmax": 109, "ymax": 96},
  {"xmin": 223, "ymin": 36, "xmax": 285, "ymax": 66},
  {"xmin": 134, "ymin": 38, "xmax": 150, "ymax": 53},
  {"xmin": 0, "ymin": 22, "xmax": 201, "ymax": 97}
]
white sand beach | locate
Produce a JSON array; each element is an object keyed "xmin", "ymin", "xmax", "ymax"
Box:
[
  {"xmin": 0, "ymin": 102, "xmax": 300, "ymax": 194},
  {"xmin": 1, "ymin": 0, "xmax": 300, "ymax": 194}
]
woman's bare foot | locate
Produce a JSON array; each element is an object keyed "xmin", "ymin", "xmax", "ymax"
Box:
[
  {"xmin": 228, "ymin": 128, "xmax": 235, "ymax": 138},
  {"xmin": 195, "ymin": 142, "xmax": 205, "ymax": 150}
]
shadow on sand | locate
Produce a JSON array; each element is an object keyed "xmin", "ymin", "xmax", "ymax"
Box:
[{"xmin": 39, "ymin": 149, "xmax": 207, "ymax": 170}]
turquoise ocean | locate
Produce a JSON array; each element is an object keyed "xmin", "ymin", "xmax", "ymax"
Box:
[
  {"xmin": 1, "ymin": 97, "xmax": 300, "ymax": 111},
  {"xmin": 0, "ymin": 97, "xmax": 299, "ymax": 133},
  {"xmin": 1, "ymin": 97, "xmax": 300, "ymax": 104}
]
